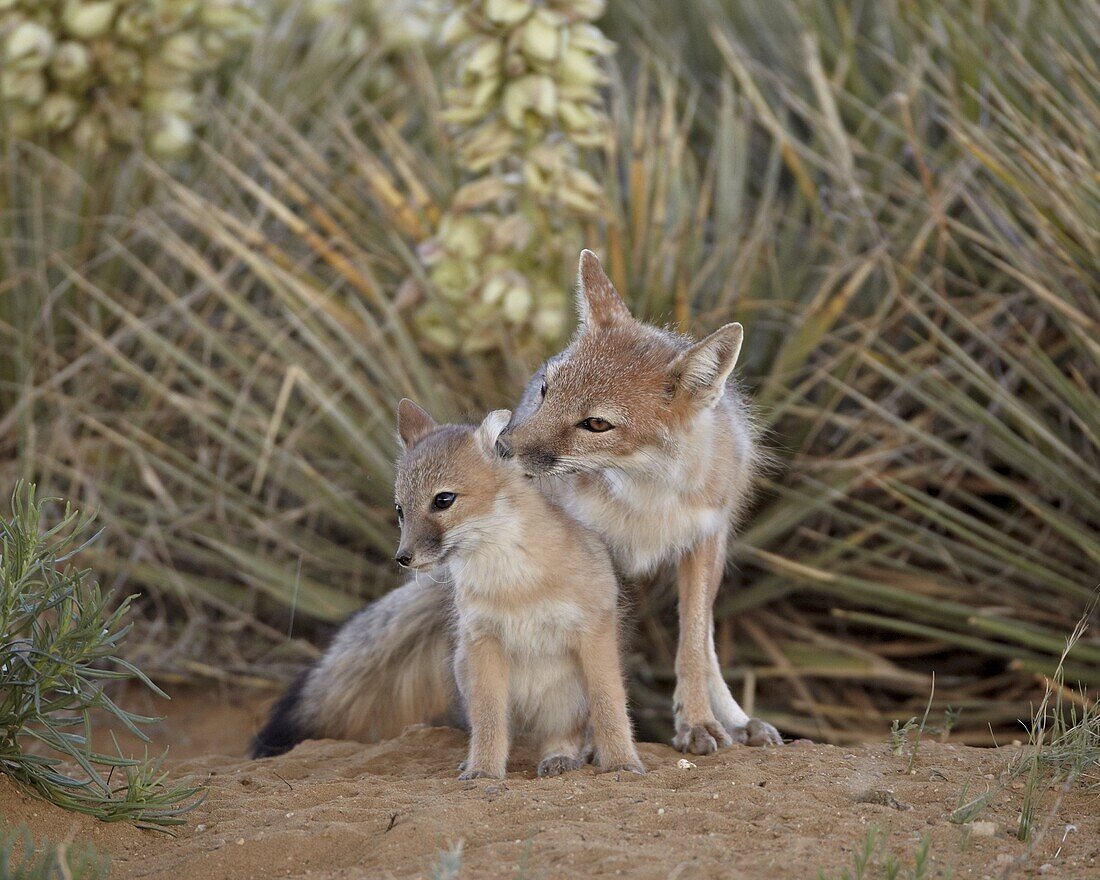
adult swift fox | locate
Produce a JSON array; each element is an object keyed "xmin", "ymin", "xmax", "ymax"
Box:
[
  {"xmin": 253, "ymin": 400, "xmax": 643, "ymax": 779},
  {"xmin": 498, "ymin": 250, "xmax": 782, "ymax": 755}
]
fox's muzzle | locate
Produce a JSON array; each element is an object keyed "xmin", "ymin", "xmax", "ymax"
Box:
[{"xmin": 515, "ymin": 448, "xmax": 559, "ymax": 476}]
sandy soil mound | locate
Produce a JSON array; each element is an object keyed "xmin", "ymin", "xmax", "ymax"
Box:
[{"xmin": 4, "ymin": 711, "xmax": 1098, "ymax": 879}]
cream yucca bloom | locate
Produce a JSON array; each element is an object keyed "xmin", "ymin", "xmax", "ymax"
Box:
[
  {"xmin": 1, "ymin": 0, "xmax": 258, "ymax": 157},
  {"xmin": 412, "ymin": 0, "xmax": 615, "ymax": 353},
  {"xmin": 4, "ymin": 20, "xmax": 55, "ymax": 70},
  {"xmin": 289, "ymin": 0, "xmax": 441, "ymax": 56}
]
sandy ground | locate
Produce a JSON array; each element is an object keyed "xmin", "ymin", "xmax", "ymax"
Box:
[{"xmin": 2, "ymin": 690, "xmax": 1098, "ymax": 879}]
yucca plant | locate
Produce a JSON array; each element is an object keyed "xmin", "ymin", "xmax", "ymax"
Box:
[
  {"xmin": 410, "ymin": 0, "xmax": 616, "ymax": 354},
  {"xmin": 7, "ymin": 0, "xmax": 1099, "ymax": 744},
  {"xmin": 0, "ymin": 481, "xmax": 202, "ymax": 826},
  {"xmin": 0, "ymin": 0, "xmax": 259, "ymax": 158}
]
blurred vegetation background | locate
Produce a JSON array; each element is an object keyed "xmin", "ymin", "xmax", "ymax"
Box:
[{"xmin": 1, "ymin": 0, "xmax": 1097, "ymax": 745}]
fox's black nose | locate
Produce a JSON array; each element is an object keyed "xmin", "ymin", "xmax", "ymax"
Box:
[
  {"xmin": 495, "ymin": 436, "xmax": 513, "ymax": 459},
  {"xmin": 395, "ymin": 551, "xmax": 412, "ymax": 567}
]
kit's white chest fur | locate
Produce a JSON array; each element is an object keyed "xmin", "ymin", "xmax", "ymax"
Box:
[
  {"xmin": 452, "ymin": 546, "xmax": 590, "ymax": 735},
  {"xmin": 456, "ymin": 588, "xmax": 586, "ymax": 657},
  {"xmin": 449, "ymin": 501, "xmax": 588, "ymax": 657}
]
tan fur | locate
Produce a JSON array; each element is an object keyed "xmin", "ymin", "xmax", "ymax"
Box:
[
  {"xmin": 396, "ymin": 404, "xmax": 644, "ymax": 779},
  {"xmin": 503, "ymin": 249, "xmax": 783, "ymax": 754}
]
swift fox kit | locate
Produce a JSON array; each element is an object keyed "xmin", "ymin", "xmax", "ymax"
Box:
[
  {"xmin": 252, "ymin": 400, "xmax": 643, "ymax": 779},
  {"xmin": 393, "ymin": 399, "xmax": 643, "ymax": 778},
  {"xmin": 499, "ymin": 250, "xmax": 782, "ymax": 755}
]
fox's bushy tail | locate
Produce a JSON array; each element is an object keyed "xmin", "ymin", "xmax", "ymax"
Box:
[{"xmin": 249, "ymin": 578, "xmax": 458, "ymax": 758}]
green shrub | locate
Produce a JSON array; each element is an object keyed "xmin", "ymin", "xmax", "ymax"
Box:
[
  {"xmin": 0, "ymin": 482, "xmax": 201, "ymax": 826},
  {"xmin": 0, "ymin": 826, "xmax": 107, "ymax": 880}
]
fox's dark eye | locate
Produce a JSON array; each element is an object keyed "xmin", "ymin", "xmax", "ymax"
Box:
[
  {"xmin": 578, "ymin": 417, "xmax": 614, "ymax": 433},
  {"xmin": 433, "ymin": 492, "xmax": 456, "ymax": 510},
  {"xmin": 395, "ymin": 503, "xmax": 403, "ymax": 524},
  {"xmin": 539, "ymin": 380, "xmax": 547, "ymax": 398}
]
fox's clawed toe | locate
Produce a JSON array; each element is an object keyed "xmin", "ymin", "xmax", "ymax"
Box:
[
  {"xmin": 537, "ymin": 754, "xmax": 582, "ymax": 777},
  {"xmin": 674, "ymin": 720, "xmax": 733, "ymax": 755},
  {"xmin": 729, "ymin": 718, "xmax": 783, "ymax": 747},
  {"xmin": 458, "ymin": 767, "xmax": 502, "ymax": 780}
]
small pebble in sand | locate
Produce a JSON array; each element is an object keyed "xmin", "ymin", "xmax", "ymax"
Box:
[
  {"xmin": 970, "ymin": 821, "xmax": 997, "ymax": 837},
  {"xmin": 286, "ymin": 812, "xmax": 294, "ymax": 818},
  {"xmin": 236, "ymin": 838, "xmax": 245, "ymax": 846},
  {"xmin": 657, "ymin": 808, "xmax": 665, "ymax": 816},
  {"xmin": 1038, "ymin": 864, "xmax": 1054, "ymax": 874},
  {"xmin": 195, "ymin": 824, "xmax": 207, "ymax": 833},
  {"xmin": 677, "ymin": 759, "xmax": 697, "ymax": 770}
]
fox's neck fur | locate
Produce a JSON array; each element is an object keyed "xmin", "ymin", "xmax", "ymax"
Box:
[
  {"xmin": 546, "ymin": 390, "xmax": 756, "ymax": 578},
  {"xmin": 447, "ymin": 489, "xmax": 545, "ymax": 596}
]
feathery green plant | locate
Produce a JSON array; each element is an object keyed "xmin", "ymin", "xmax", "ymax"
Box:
[
  {"xmin": 0, "ymin": 482, "xmax": 202, "ymax": 826},
  {"xmin": 817, "ymin": 826, "xmax": 938, "ymax": 880},
  {"xmin": 0, "ymin": 826, "xmax": 107, "ymax": 880}
]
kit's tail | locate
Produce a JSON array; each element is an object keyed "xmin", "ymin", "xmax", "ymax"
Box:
[{"xmin": 249, "ymin": 578, "xmax": 458, "ymax": 758}]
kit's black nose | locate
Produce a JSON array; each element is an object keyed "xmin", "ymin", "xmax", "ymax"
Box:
[
  {"xmin": 495, "ymin": 436, "xmax": 513, "ymax": 459},
  {"xmin": 395, "ymin": 551, "xmax": 412, "ymax": 567}
]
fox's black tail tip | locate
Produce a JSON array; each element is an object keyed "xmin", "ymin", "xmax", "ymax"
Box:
[{"xmin": 249, "ymin": 670, "xmax": 310, "ymax": 759}]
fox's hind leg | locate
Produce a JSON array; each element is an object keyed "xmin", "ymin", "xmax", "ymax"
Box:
[{"xmin": 707, "ymin": 639, "xmax": 781, "ymax": 746}]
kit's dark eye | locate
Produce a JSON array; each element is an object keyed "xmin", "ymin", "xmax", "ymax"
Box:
[
  {"xmin": 578, "ymin": 417, "xmax": 614, "ymax": 433},
  {"xmin": 539, "ymin": 380, "xmax": 547, "ymax": 398},
  {"xmin": 395, "ymin": 503, "xmax": 403, "ymax": 524},
  {"xmin": 433, "ymin": 492, "xmax": 456, "ymax": 510}
]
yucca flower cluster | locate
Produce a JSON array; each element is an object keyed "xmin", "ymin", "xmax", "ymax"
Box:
[
  {"xmin": 294, "ymin": 0, "xmax": 439, "ymax": 55},
  {"xmin": 413, "ymin": 0, "xmax": 614, "ymax": 354},
  {"xmin": 0, "ymin": 0, "xmax": 259, "ymax": 159}
]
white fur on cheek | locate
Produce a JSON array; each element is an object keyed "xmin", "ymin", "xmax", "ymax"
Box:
[{"xmin": 557, "ymin": 405, "xmax": 754, "ymax": 577}]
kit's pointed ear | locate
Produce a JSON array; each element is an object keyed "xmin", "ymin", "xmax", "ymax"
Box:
[
  {"xmin": 668, "ymin": 323, "xmax": 744, "ymax": 408},
  {"xmin": 575, "ymin": 249, "xmax": 632, "ymax": 331},
  {"xmin": 475, "ymin": 409, "xmax": 512, "ymax": 459},
  {"xmin": 397, "ymin": 398, "xmax": 437, "ymax": 450}
]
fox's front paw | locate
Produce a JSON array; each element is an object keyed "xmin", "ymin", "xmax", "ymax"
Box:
[
  {"xmin": 458, "ymin": 767, "xmax": 502, "ymax": 780},
  {"xmin": 728, "ymin": 718, "xmax": 783, "ymax": 747},
  {"xmin": 537, "ymin": 754, "xmax": 582, "ymax": 777},
  {"xmin": 673, "ymin": 719, "xmax": 733, "ymax": 755}
]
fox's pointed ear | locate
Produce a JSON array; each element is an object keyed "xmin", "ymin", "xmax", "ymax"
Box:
[
  {"xmin": 668, "ymin": 323, "xmax": 744, "ymax": 407},
  {"xmin": 576, "ymin": 249, "xmax": 631, "ymax": 331},
  {"xmin": 474, "ymin": 409, "xmax": 512, "ymax": 459},
  {"xmin": 397, "ymin": 398, "xmax": 437, "ymax": 450}
]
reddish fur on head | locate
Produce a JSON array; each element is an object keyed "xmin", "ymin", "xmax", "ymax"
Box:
[{"xmin": 505, "ymin": 251, "xmax": 745, "ymax": 478}]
